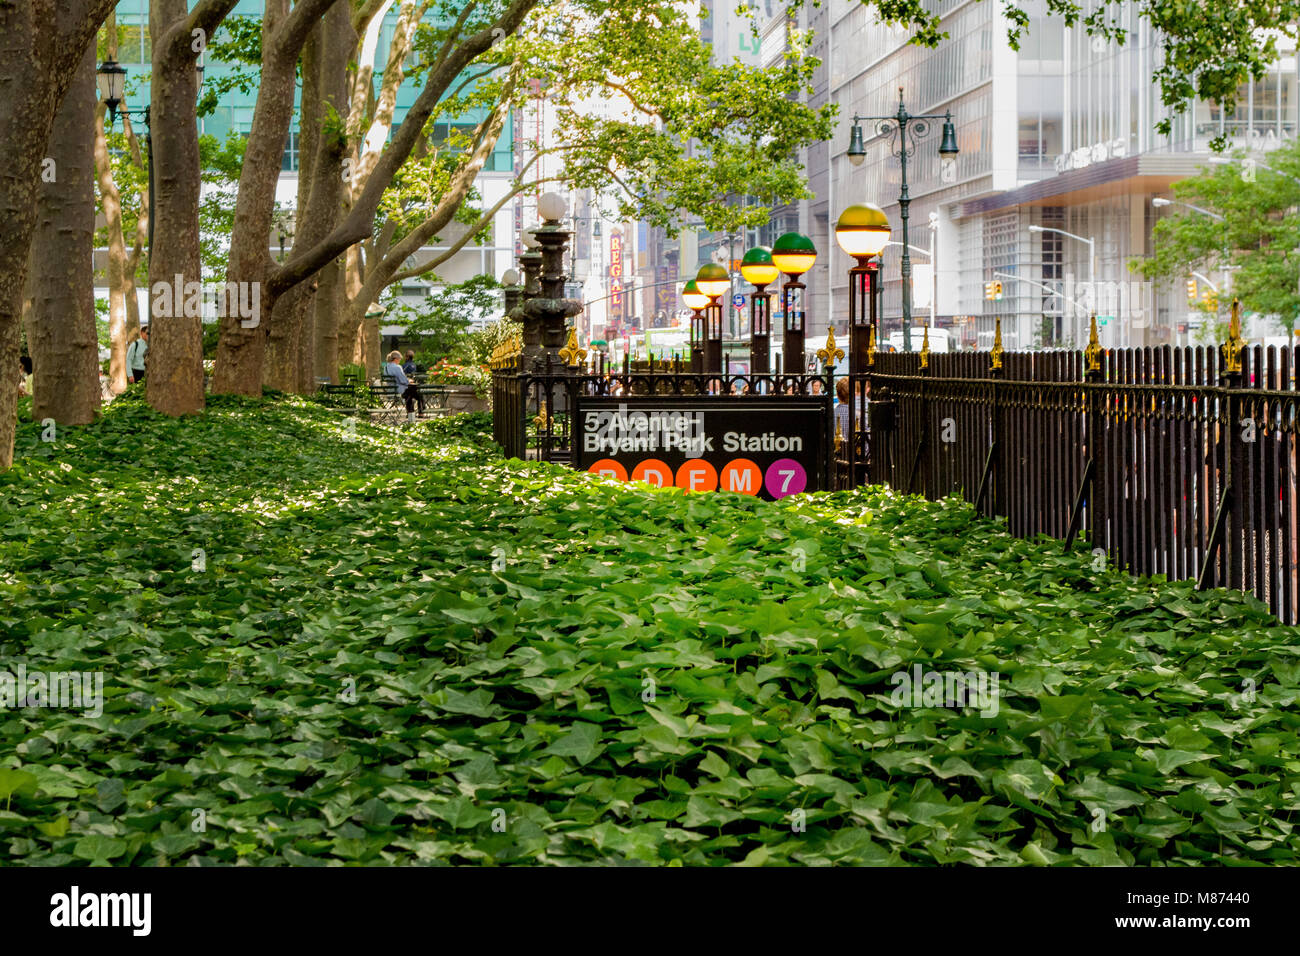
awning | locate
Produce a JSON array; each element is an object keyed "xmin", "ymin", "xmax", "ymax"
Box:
[{"xmin": 957, "ymin": 153, "xmax": 1210, "ymax": 218}]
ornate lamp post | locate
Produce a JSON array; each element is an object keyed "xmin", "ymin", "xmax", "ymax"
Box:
[
  {"xmin": 502, "ymin": 267, "xmax": 523, "ymax": 317},
  {"xmin": 515, "ymin": 228, "xmax": 545, "ymax": 358},
  {"xmin": 741, "ymin": 246, "xmax": 779, "ymax": 375},
  {"xmin": 513, "ymin": 195, "xmax": 582, "ymax": 372},
  {"xmin": 696, "ymin": 262, "xmax": 729, "ymax": 373},
  {"xmin": 834, "ymin": 203, "xmax": 892, "ymax": 372},
  {"xmin": 682, "ymin": 279, "xmax": 711, "ymax": 373},
  {"xmin": 846, "ymin": 89, "xmax": 958, "ymax": 351},
  {"xmin": 772, "ymin": 232, "xmax": 817, "ymax": 373}
]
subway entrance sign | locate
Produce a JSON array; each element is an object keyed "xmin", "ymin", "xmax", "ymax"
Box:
[{"xmin": 572, "ymin": 395, "xmax": 831, "ymax": 501}]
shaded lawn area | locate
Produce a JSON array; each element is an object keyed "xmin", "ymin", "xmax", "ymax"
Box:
[{"xmin": 0, "ymin": 392, "xmax": 1296, "ymax": 865}]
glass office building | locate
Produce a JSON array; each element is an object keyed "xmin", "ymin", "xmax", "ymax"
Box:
[{"xmin": 817, "ymin": 0, "xmax": 1299, "ymax": 349}]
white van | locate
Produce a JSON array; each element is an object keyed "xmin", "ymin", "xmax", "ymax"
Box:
[{"xmin": 887, "ymin": 326, "xmax": 951, "ymax": 353}]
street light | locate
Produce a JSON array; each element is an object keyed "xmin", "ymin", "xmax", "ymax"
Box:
[
  {"xmin": 682, "ymin": 279, "xmax": 709, "ymax": 373},
  {"xmin": 834, "ymin": 203, "xmax": 890, "ymax": 371},
  {"xmin": 1028, "ymin": 224, "xmax": 1095, "ymax": 346},
  {"xmin": 96, "ymin": 59, "xmax": 127, "ymax": 120},
  {"xmin": 1152, "ymin": 196, "xmax": 1225, "ymax": 220},
  {"xmin": 845, "ymin": 88, "xmax": 958, "ymax": 351},
  {"xmin": 772, "ymin": 232, "xmax": 816, "ymax": 373},
  {"xmin": 538, "ymin": 192, "xmax": 567, "ymax": 223},
  {"xmin": 502, "ymin": 267, "xmax": 523, "ymax": 317},
  {"xmin": 696, "ymin": 263, "xmax": 728, "ymax": 372},
  {"xmin": 741, "ymin": 246, "xmax": 778, "ymax": 375}
]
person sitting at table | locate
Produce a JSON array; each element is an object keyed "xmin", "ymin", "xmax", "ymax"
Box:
[{"xmin": 384, "ymin": 350, "xmax": 424, "ymax": 421}]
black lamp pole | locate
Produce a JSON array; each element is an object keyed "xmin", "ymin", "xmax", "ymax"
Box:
[{"xmin": 848, "ymin": 89, "xmax": 958, "ymax": 352}]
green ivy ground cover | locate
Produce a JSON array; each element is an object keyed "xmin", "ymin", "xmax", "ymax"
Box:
[{"xmin": 1, "ymin": 393, "xmax": 1297, "ymax": 866}]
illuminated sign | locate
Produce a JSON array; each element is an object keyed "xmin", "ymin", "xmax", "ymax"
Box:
[{"xmin": 610, "ymin": 230, "xmax": 624, "ymax": 315}]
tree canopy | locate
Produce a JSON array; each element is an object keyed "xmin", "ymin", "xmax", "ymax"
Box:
[{"xmin": 1130, "ymin": 139, "xmax": 1300, "ymax": 340}]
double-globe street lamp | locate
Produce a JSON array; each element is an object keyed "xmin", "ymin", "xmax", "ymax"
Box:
[
  {"xmin": 771, "ymin": 232, "xmax": 817, "ymax": 372},
  {"xmin": 846, "ymin": 88, "xmax": 958, "ymax": 351},
  {"xmin": 682, "ymin": 279, "xmax": 711, "ymax": 372},
  {"xmin": 740, "ymin": 246, "xmax": 780, "ymax": 375},
  {"xmin": 832, "ymin": 203, "xmax": 892, "ymax": 369},
  {"xmin": 695, "ymin": 262, "xmax": 730, "ymax": 372}
]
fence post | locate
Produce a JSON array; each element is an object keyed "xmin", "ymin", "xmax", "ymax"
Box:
[
  {"xmin": 817, "ymin": 327, "xmax": 845, "ymax": 490},
  {"xmin": 975, "ymin": 316, "xmax": 1004, "ymax": 516},
  {"xmin": 906, "ymin": 326, "xmax": 932, "ymax": 495},
  {"xmin": 1066, "ymin": 315, "xmax": 1101, "ymax": 549},
  {"xmin": 1199, "ymin": 299, "xmax": 1244, "ymax": 590}
]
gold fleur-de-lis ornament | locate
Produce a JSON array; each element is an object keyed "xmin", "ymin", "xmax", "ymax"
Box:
[
  {"xmin": 816, "ymin": 327, "xmax": 845, "ymax": 367},
  {"xmin": 559, "ymin": 328, "xmax": 587, "ymax": 367}
]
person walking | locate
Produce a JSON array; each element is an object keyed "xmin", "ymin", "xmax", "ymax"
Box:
[
  {"xmin": 127, "ymin": 326, "xmax": 149, "ymax": 384},
  {"xmin": 385, "ymin": 350, "xmax": 424, "ymax": 422},
  {"xmin": 834, "ymin": 376, "xmax": 851, "ymax": 446}
]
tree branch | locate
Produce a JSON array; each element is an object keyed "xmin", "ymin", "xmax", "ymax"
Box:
[
  {"xmin": 444, "ymin": 66, "xmax": 500, "ymax": 105},
  {"xmin": 186, "ymin": 0, "xmax": 242, "ymax": 45},
  {"xmin": 387, "ymin": 180, "xmax": 535, "ymax": 285},
  {"xmin": 430, "ymin": 0, "xmax": 481, "ymax": 75},
  {"xmin": 352, "ymin": 0, "xmax": 391, "ymax": 35},
  {"xmin": 603, "ymin": 80, "xmax": 662, "ymax": 119},
  {"xmin": 269, "ymin": 0, "xmax": 347, "ymax": 64},
  {"xmin": 269, "ymin": 0, "xmax": 540, "ymax": 299}
]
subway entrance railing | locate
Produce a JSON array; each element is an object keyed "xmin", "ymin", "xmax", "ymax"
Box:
[{"xmin": 492, "ymin": 307, "xmax": 1298, "ymax": 625}]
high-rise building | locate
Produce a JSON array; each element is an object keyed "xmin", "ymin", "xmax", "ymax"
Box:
[{"xmin": 764, "ymin": 0, "xmax": 1299, "ymax": 350}]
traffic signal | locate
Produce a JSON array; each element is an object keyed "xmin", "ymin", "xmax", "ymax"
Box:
[
  {"xmin": 1186, "ymin": 278, "xmax": 1197, "ymax": 301},
  {"xmin": 984, "ymin": 281, "xmax": 995, "ymax": 300},
  {"xmin": 993, "ymin": 281, "xmax": 1003, "ymax": 301}
]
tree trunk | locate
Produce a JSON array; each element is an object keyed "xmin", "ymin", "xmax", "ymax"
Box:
[
  {"xmin": 25, "ymin": 42, "xmax": 101, "ymax": 426},
  {"xmin": 211, "ymin": 0, "xmax": 346, "ymax": 396},
  {"xmin": 0, "ymin": 0, "xmax": 119, "ymax": 470},
  {"xmin": 308, "ymin": 1, "xmax": 355, "ymax": 388},
  {"xmin": 338, "ymin": 244, "xmax": 366, "ymax": 370},
  {"xmin": 146, "ymin": 0, "xmax": 206, "ymax": 417},
  {"xmin": 211, "ymin": 0, "xmax": 288, "ymax": 396},
  {"xmin": 263, "ymin": 284, "xmax": 306, "ymax": 392},
  {"xmin": 264, "ymin": 15, "xmax": 321, "ymax": 394},
  {"xmin": 94, "ymin": 13, "xmax": 131, "ymax": 396},
  {"xmin": 265, "ymin": 3, "xmax": 352, "ymax": 394}
]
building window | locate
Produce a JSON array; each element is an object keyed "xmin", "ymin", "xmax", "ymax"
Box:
[{"xmin": 282, "ymin": 130, "xmax": 298, "ymax": 172}]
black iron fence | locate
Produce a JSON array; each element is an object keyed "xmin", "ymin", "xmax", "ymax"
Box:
[
  {"xmin": 859, "ymin": 344, "xmax": 1298, "ymax": 626},
  {"xmin": 491, "ymin": 322, "xmax": 1298, "ymax": 624}
]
